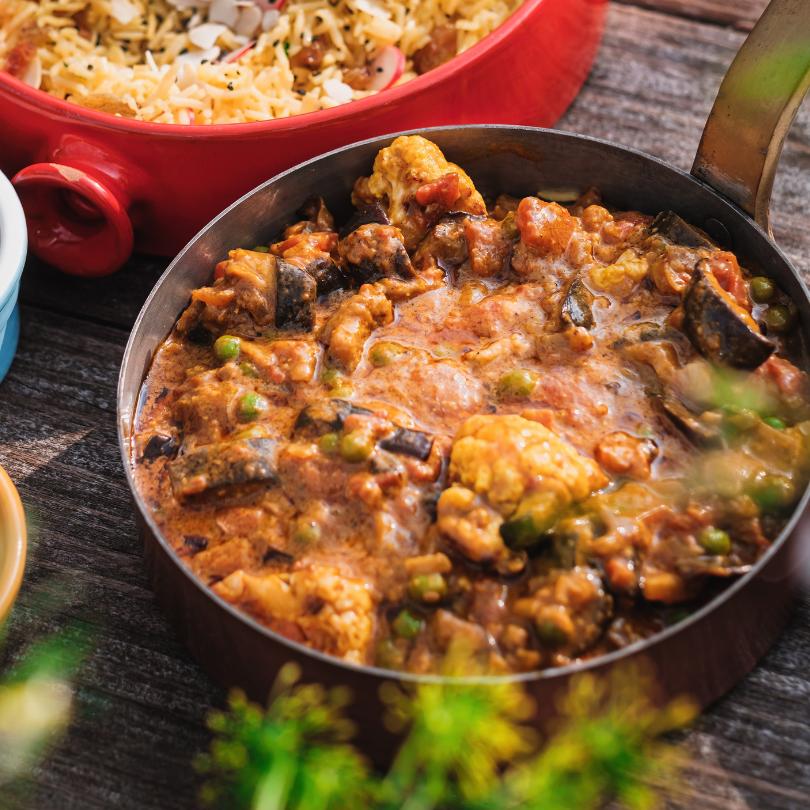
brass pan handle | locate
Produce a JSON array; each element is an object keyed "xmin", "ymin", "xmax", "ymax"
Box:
[{"xmin": 692, "ymin": 0, "xmax": 810, "ymax": 236}]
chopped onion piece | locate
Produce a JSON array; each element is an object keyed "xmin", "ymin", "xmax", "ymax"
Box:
[
  {"xmin": 20, "ymin": 56, "xmax": 42, "ymax": 89},
  {"xmin": 367, "ymin": 45, "xmax": 405, "ymax": 91},
  {"xmin": 209, "ymin": 0, "xmax": 239, "ymax": 27},
  {"xmin": 176, "ymin": 46, "xmax": 222, "ymax": 66},
  {"xmin": 167, "ymin": 0, "xmax": 210, "ymax": 8},
  {"xmin": 323, "ymin": 79, "xmax": 354, "ymax": 104},
  {"xmin": 262, "ymin": 9, "xmax": 280, "ymax": 30},
  {"xmin": 110, "ymin": 0, "xmax": 139, "ymax": 24},
  {"xmin": 235, "ymin": 4, "xmax": 262, "ymax": 37},
  {"xmin": 354, "ymin": 0, "xmax": 389, "ymax": 19},
  {"xmin": 188, "ymin": 23, "xmax": 228, "ymax": 50}
]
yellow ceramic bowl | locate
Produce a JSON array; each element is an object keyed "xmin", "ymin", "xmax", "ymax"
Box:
[{"xmin": 0, "ymin": 465, "xmax": 25, "ymax": 622}]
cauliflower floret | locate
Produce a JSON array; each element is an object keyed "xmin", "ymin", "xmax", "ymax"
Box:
[
  {"xmin": 589, "ymin": 249, "xmax": 649, "ymax": 295},
  {"xmin": 435, "ymin": 485, "xmax": 505, "ymax": 563},
  {"xmin": 448, "ymin": 414, "xmax": 607, "ymax": 513},
  {"xmin": 354, "ymin": 135, "xmax": 486, "ymax": 248},
  {"xmin": 437, "ymin": 415, "xmax": 607, "ymax": 562},
  {"xmin": 214, "ymin": 564, "xmax": 376, "ymax": 664}
]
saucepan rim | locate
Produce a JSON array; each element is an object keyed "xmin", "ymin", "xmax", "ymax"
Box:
[
  {"xmin": 118, "ymin": 123, "xmax": 810, "ymax": 685},
  {"xmin": 0, "ymin": 0, "xmax": 569, "ymax": 140}
]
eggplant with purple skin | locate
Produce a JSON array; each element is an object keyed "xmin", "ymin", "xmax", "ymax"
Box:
[
  {"xmin": 169, "ymin": 437, "xmax": 279, "ymax": 498},
  {"xmin": 413, "ymin": 216, "xmax": 470, "ymax": 271},
  {"xmin": 294, "ymin": 398, "xmax": 373, "ymax": 437},
  {"xmin": 378, "ymin": 427, "xmax": 434, "ymax": 460},
  {"xmin": 655, "ymin": 395, "xmax": 723, "ymax": 447},
  {"xmin": 561, "ymin": 277, "xmax": 594, "ymax": 329},
  {"xmin": 298, "ymin": 196, "xmax": 335, "ymax": 232},
  {"xmin": 650, "ymin": 211, "xmax": 716, "ymax": 249},
  {"xmin": 682, "ymin": 261, "xmax": 774, "ymax": 369},
  {"xmin": 276, "ymin": 259, "xmax": 317, "ymax": 331},
  {"xmin": 304, "ymin": 256, "xmax": 350, "ymax": 295},
  {"xmin": 141, "ymin": 432, "xmax": 179, "ymax": 462},
  {"xmin": 339, "ymin": 223, "xmax": 415, "ymax": 283},
  {"xmin": 338, "ymin": 202, "xmax": 390, "ymax": 239}
]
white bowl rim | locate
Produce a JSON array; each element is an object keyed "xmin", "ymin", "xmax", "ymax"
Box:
[{"xmin": 0, "ymin": 170, "xmax": 26, "ymax": 310}]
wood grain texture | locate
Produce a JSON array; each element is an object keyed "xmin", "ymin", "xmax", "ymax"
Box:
[
  {"xmin": 621, "ymin": 0, "xmax": 767, "ymax": 30},
  {"xmin": 1, "ymin": 2, "xmax": 809, "ymax": 808}
]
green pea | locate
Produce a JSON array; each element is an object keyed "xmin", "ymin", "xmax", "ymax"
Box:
[
  {"xmin": 698, "ymin": 527, "xmax": 731, "ymax": 556},
  {"xmin": 749, "ymin": 276, "xmax": 775, "ymax": 304},
  {"xmin": 535, "ymin": 619, "xmax": 568, "ymax": 648},
  {"xmin": 502, "ymin": 491, "xmax": 561, "ymax": 550},
  {"xmin": 239, "ymin": 361, "xmax": 258, "ymax": 378},
  {"xmin": 501, "ymin": 514, "xmax": 542, "ymax": 550},
  {"xmin": 752, "ymin": 474, "xmax": 796, "ymax": 511},
  {"xmin": 252, "ymin": 245, "xmax": 270, "ymax": 253},
  {"xmin": 764, "ymin": 304, "xmax": 794, "ymax": 333},
  {"xmin": 408, "ymin": 573, "xmax": 447, "ymax": 603},
  {"xmin": 237, "ymin": 391, "xmax": 268, "ymax": 422},
  {"xmin": 497, "ymin": 368, "xmax": 537, "ymax": 399},
  {"xmin": 763, "ymin": 416, "xmax": 786, "ymax": 430},
  {"xmin": 392, "ymin": 609, "xmax": 424, "ymax": 639},
  {"xmin": 329, "ymin": 384, "xmax": 354, "ymax": 398},
  {"xmin": 320, "ymin": 367, "xmax": 344, "ymax": 387},
  {"xmin": 292, "ymin": 518, "xmax": 321, "ymax": 545},
  {"xmin": 339, "ymin": 430, "xmax": 375, "ymax": 463},
  {"xmin": 214, "ymin": 334, "xmax": 241, "ymax": 362},
  {"xmin": 318, "ymin": 432, "xmax": 340, "ymax": 455},
  {"xmin": 369, "ymin": 341, "xmax": 407, "ymax": 367}
]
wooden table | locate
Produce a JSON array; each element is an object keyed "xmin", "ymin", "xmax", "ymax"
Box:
[{"xmin": 1, "ymin": 1, "xmax": 808, "ymax": 807}]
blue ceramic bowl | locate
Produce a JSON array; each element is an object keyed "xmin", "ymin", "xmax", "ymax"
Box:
[{"xmin": 0, "ymin": 171, "xmax": 26, "ymax": 382}]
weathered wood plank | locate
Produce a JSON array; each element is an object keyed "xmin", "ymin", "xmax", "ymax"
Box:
[
  {"xmin": 2, "ymin": 3, "xmax": 810, "ymax": 809},
  {"xmin": 620, "ymin": 0, "xmax": 766, "ymax": 31}
]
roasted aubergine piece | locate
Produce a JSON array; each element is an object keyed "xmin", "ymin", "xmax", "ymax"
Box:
[
  {"xmin": 682, "ymin": 260, "xmax": 774, "ymax": 369},
  {"xmin": 169, "ymin": 437, "xmax": 279, "ymax": 498}
]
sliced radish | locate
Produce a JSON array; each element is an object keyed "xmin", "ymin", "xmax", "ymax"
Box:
[
  {"xmin": 234, "ymin": 4, "xmax": 262, "ymax": 37},
  {"xmin": 221, "ymin": 40, "xmax": 256, "ymax": 63},
  {"xmin": 188, "ymin": 22, "xmax": 227, "ymax": 50},
  {"xmin": 367, "ymin": 45, "xmax": 404, "ymax": 92},
  {"xmin": 209, "ymin": 0, "xmax": 239, "ymax": 28},
  {"xmin": 21, "ymin": 55, "xmax": 42, "ymax": 89},
  {"xmin": 253, "ymin": 0, "xmax": 287, "ymax": 11}
]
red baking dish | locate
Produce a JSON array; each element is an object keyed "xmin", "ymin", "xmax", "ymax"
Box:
[{"xmin": 0, "ymin": 0, "xmax": 606, "ymax": 278}]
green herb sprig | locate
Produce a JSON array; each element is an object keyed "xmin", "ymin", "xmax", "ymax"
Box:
[{"xmin": 197, "ymin": 659, "xmax": 694, "ymax": 810}]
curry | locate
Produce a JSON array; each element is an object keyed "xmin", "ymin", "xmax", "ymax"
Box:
[{"xmin": 132, "ymin": 136, "xmax": 810, "ymax": 673}]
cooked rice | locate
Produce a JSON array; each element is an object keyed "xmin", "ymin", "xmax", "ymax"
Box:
[{"xmin": 0, "ymin": 0, "xmax": 523, "ymax": 125}]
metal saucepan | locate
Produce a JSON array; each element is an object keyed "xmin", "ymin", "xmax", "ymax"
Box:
[{"xmin": 118, "ymin": 0, "xmax": 810, "ymax": 755}]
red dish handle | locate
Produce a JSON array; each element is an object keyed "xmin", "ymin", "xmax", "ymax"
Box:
[{"xmin": 12, "ymin": 162, "xmax": 133, "ymax": 277}]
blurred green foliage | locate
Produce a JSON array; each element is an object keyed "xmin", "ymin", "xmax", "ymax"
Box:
[{"xmin": 197, "ymin": 659, "xmax": 694, "ymax": 810}]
